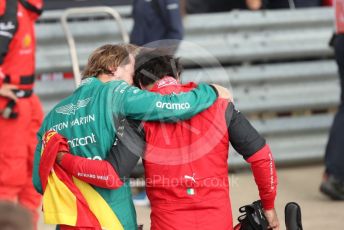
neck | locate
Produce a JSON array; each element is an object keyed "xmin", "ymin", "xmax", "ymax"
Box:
[{"xmin": 98, "ymin": 74, "xmax": 116, "ymax": 83}]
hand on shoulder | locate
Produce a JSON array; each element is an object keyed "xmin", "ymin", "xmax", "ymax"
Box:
[{"xmin": 211, "ymin": 84, "xmax": 233, "ymax": 102}]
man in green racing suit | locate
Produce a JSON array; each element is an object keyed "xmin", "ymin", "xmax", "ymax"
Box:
[{"xmin": 32, "ymin": 44, "xmax": 230, "ymax": 229}]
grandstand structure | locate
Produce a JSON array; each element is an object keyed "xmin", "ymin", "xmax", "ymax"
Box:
[{"xmin": 34, "ymin": 6, "xmax": 338, "ymax": 166}]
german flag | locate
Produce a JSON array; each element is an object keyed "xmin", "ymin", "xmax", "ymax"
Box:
[{"xmin": 39, "ymin": 131, "xmax": 124, "ymax": 230}]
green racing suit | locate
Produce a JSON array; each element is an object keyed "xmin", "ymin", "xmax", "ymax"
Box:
[{"xmin": 32, "ymin": 77, "xmax": 218, "ymax": 229}]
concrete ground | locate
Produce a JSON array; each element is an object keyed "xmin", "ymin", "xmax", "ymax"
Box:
[{"xmin": 38, "ymin": 165, "xmax": 343, "ymax": 230}]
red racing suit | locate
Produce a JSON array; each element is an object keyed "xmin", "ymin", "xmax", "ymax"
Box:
[
  {"xmin": 0, "ymin": 0, "xmax": 43, "ymax": 228},
  {"xmin": 142, "ymin": 78, "xmax": 277, "ymax": 230},
  {"xmin": 57, "ymin": 77, "xmax": 278, "ymax": 230}
]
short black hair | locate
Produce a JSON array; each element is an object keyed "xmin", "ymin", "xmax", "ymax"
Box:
[{"xmin": 134, "ymin": 49, "xmax": 183, "ymax": 88}]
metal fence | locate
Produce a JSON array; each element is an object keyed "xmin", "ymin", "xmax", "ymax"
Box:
[{"xmin": 34, "ymin": 7, "xmax": 338, "ymax": 166}]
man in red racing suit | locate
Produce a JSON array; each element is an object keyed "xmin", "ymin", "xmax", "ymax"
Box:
[
  {"xmin": 53, "ymin": 51, "xmax": 279, "ymax": 229},
  {"xmin": 0, "ymin": 0, "xmax": 44, "ymax": 229}
]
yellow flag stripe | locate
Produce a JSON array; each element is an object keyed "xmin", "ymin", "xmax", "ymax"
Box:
[
  {"xmin": 73, "ymin": 178, "xmax": 124, "ymax": 230},
  {"xmin": 41, "ymin": 131, "xmax": 123, "ymax": 229},
  {"xmin": 43, "ymin": 172, "xmax": 78, "ymax": 225}
]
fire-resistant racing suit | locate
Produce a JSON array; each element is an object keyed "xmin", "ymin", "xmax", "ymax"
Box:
[
  {"xmin": 32, "ymin": 77, "xmax": 219, "ymax": 229},
  {"xmin": 0, "ymin": 0, "xmax": 43, "ymax": 228},
  {"xmin": 56, "ymin": 77, "xmax": 278, "ymax": 230}
]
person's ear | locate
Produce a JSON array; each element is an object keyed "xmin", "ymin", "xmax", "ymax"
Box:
[
  {"xmin": 109, "ymin": 66, "xmax": 117, "ymax": 77},
  {"xmin": 139, "ymin": 81, "xmax": 144, "ymax": 89}
]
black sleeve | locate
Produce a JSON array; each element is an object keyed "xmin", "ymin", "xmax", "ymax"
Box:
[
  {"xmin": 0, "ymin": 1, "xmax": 18, "ymax": 65},
  {"xmin": 226, "ymin": 103, "xmax": 266, "ymax": 159},
  {"xmin": 105, "ymin": 118, "xmax": 146, "ymax": 181}
]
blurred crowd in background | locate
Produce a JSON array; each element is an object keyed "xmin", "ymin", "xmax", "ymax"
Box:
[
  {"xmin": 186, "ymin": 0, "xmax": 331, "ymax": 12},
  {"xmin": 43, "ymin": 0, "xmax": 333, "ymax": 12}
]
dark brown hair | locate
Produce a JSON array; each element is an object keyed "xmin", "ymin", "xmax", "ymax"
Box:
[{"xmin": 134, "ymin": 49, "xmax": 183, "ymax": 88}]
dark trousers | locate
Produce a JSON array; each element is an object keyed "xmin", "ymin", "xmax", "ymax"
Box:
[{"xmin": 325, "ymin": 34, "xmax": 344, "ymax": 182}]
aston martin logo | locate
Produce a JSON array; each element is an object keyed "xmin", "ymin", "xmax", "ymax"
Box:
[{"xmin": 55, "ymin": 98, "xmax": 91, "ymax": 115}]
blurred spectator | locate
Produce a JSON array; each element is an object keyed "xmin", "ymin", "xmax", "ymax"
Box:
[
  {"xmin": 130, "ymin": 0, "xmax": 184, "ymax": 55},
  {"xmin": 246, "ymin": 0, "xmax": 264, "ymax": 10},
  {"xmin": 0, "ymin": 201, "xmax": 32, "ymax": 230},
  {"xmin": 0, "ymin": 0, "xmax": 44, "ymax": 229},
  {"xmin": 266, "ymin": 0, "xmax": 322, "ymax": 8},
  {"xmin": 323, "ymin": 0, "xmax": 334, "ymax": 6},
  {"xmin": 186, "ymin": 0, "xmax": 325, "ymax": 12},
  {"xmin": 185, "ymin": 0, "xmax": 210, "ymax": 13},
  {"xmin": 186, "ymin": 0, "xmax": 263, "ymax": 13},
  {"xmin": 320, "ymin": 0, "xmax": 344, "ymax": 200}
]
